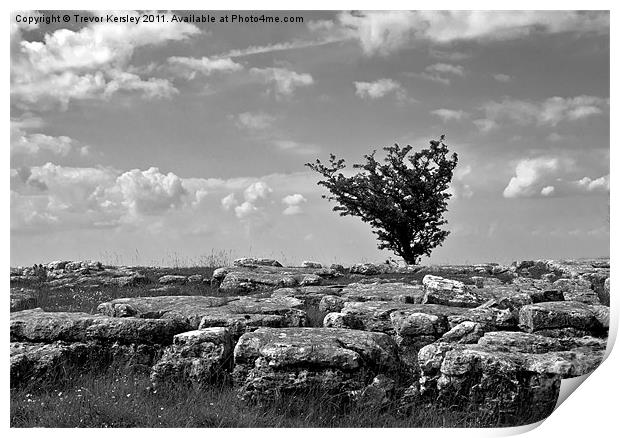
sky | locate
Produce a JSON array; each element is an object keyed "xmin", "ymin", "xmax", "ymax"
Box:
[{"xmin": 9, "ymin": 10, "xmax": 610, "ymax": 267}]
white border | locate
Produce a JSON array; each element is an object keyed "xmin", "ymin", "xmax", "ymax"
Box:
[{"xmin": 3, "ymin": 2, "xmax": 616, "ymax": 437}]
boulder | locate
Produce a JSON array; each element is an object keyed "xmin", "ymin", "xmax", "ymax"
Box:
[
  {"xmin": 422, "ymin": 275, "xmax": 486, "ymax": 308},
  {"xmin": 47, "ymin": 260, "xmax": 70, "ymax": 271},
  {"xmin": 299, "ymin": 274, "xmax": 322, "ymax": 286},
  {"xmin": 150, "ymin": 327, "xmax": 233, "ymax": 387},
  {"xmin": 519, "ymin": 301, "xmax": 605, "ymax": 335},
  {"xmin": 552, "ymin": 278, "xmax": 600, "ymax": 304},
  {"xmin": 301, "ymin": 261, "xmax": 323, "ymax": 268},
  {"xmin": 11, "ymin": 309, "xmax": 109, "ymax": 343},
  {"xmin": 439, "ymin": 321, "xmax": 485, "ymax": 344},
  {"xmin": 97, "ymin": 295, "xmax": 307, "ymax": 337},
  {"xmin": 158, "ymin": 275, "xmax": 187, "ymax": 285},
  {"xmin": 233, "ymin": 327, "xmax": 401, "ymax": 403},
  {"xmin": 339, "ymin": 282, "xmax": 425, "ymax": 305},
  {"xmin": 10, "ymin": 308, "xmax": 188, "ymax": 344},
  {"xmin": 350, "ymin": 263, "xmax": 391, "ymax": 275},
  {"xmin": 10, "ymin": 288, "xmax": 38, "ymax": 312},
  {"xmin": 601, "ymin": 278, "xmax": 610, "ymax": 306},
  {"xmin": 233, "ymin": 257, "xmax": 283, "ymax": 268},
  {"xmin": 417, "ymin": 338, "xmax": 604, "ymax": 424},
  {"xmin": 11, "ymin": 341, "xmax": 101, "ymax": 387},
  {"xmin": 319, "ymin": 295, "xmax": 348, "ymax": 313},
  {"xmin": 219, "ymin": 271, "xmax": 298, "ymax": 293}
]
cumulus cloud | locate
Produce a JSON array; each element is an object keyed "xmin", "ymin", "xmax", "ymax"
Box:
[
  {"xmin": 282, "ymin": 194, "xmax": 307, "ymax": 215},
  {"xmin": 221, "ymin": 193, "xmax": 238, "ymax": 211},
  {"xmin": 503, "ymin": 157, "xmax": 560, "ymax": 198},
  {"xmin": 250, "ymin": 67, "xmax": 313, "ymax": 97},
  {"xmin": 503, "ymin": 156, "xmax": 609, "ymax": 199},
  {"xmin": 541, "ymin": 186, "xmax": 555, "ymax": 196},
  {"xmin": 113, "ymin": 167, "xmax": 187, "ymax": 216},
  {"xmin": 11, "ymin": 11, "xmax": 199, "ymax": 108},
  {"xmin": 337, "ymin": 11, "xmax": 608, "ymax": 55},
  {"xmin": 431, "ymin": 109, "xmax": 467, "ymax": 122},
  {"xmin": 11, "ymin": 132, "xmax": 73, "ymax": 156},
  {"xmin": 10, "ymin": 164, "xmax": 198, "ymax": 231},
  {"xmin": 354, "ymin": 78, "xmax": 405, "ymax": 100},
  {"xmin": 244, "ymin": 181, "xmax": 273, "ymax": 203},
  {"xmin": 576, "ymin": 175, "xmax": 610, "ymax": 192},
  {"xmin": 478, "ymin": 95, "xmax": 608, "ymax": 130},
  {"xmin": 10, "ymin": 163, "xmax": 321, "ymax": 236},
  {"xmin": 233, "ymin": 112, "xmax": 277, "ymax": 130},
  {"xmin": 167, "ymin": 56, "xmax": 243, "ymax": 80},
  {"xmin": 230, "ymin": 181, "xmax": 273, "ymax": 219}
]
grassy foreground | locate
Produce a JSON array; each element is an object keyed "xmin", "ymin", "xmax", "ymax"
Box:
[{"xmin": 11, "ymin": 368, "xmax": 496, "ymax": 428}]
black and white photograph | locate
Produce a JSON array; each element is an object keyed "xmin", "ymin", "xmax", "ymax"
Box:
[{"xmin": 8, "ymin": 6, "xmax": 612, "ymax": 430}]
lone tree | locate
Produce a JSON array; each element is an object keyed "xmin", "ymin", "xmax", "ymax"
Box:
[{"xmin": 306, "ymin": 136, "xmax": 458, "ymax": 265}]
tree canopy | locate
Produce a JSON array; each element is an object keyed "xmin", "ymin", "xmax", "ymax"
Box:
[{"xmin": 306, "ymin": 136, "xmax": 458, "ymax": 265}]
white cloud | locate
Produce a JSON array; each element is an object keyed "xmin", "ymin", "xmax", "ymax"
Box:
[
  {"xmin": 250, "ymin": 67, "xmax": 314, "ymax": 97},
  {"xmin": 431, "ymin": 109, "xmax": 467, "ymax": 122},
  {"xmin": 493, "ymin": 73, "xmax": 512, "ymax": 83},
  {"xmin": 221, "ymin": 193, "xmax": 238, "ymax": 211},
  {"xmin": 244, "ymin": 181, "xmax": 273, "ymax": 203},
  {"xmin": 230, "ymin": 182, "xmax": 274, "ymax": 219},
  {"xmin": 282, "ymin": 194, "xmax": 307, "ymax": 215},
  {"xmin": 541, "ymin": 186, "xmax": 555, "ymax": 196},
  {"xmin": 167, "ymin": 56, "xmax": 243, "ymax": 80},
  {"xmin": 337, "ymin": 11, "xmax": 608, "ymax": 55},
  {"xmin": 576, "ymin": 175, "xmax": 610, "ymax": 192},
  {"xmin": 113, "ymin": 167, "xmax": 187, "ymax": 216},
  {"xmin": 233, "ymin": 112, "xmax": 276, "ymax": 130},
  {"xmin": 354, "ymin": 78, "xmax": 405, "ymax": 100},
  {"xmin": 10, "ymin": 163, "xmax": 321, "ymax": 234},
  {"xmin": 503, "ymin": 157, "xmax": 560, "ymax": 198},
  {"xmin": 12, "ymin": 132, "xmax": 73, "ymax": 156},
  {"xmin": 11, "ymin": 11, "xmax": 199, "ymax": 108},
  {"xmin": 479, "ymin": 95, "xmax": 608, "ymax": 129},
  {"xmin": 233, "ymin": 201, "xmax": 257, "ymax": 219}
]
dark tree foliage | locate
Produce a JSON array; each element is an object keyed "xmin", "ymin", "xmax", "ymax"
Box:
[{"xmin": 306, "ymin": 136, "xmax": 458, "ymax": 265}]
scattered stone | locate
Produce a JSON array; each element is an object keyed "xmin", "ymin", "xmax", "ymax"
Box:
[{"xmin": 233, "ymin": 257, "xmax": 283, "ymax": 268}]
